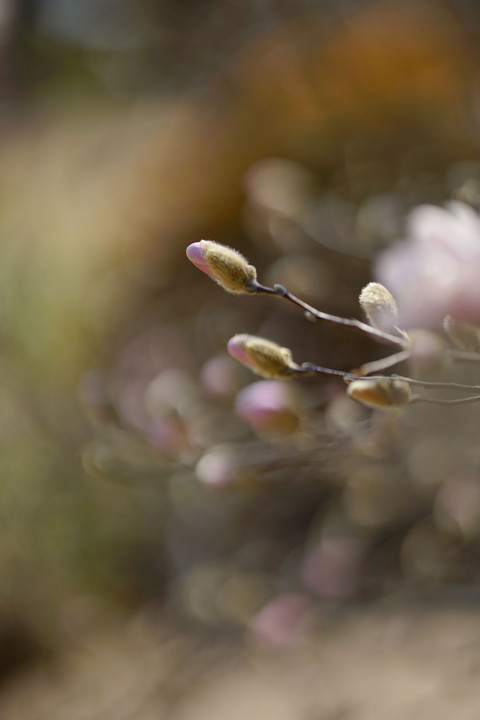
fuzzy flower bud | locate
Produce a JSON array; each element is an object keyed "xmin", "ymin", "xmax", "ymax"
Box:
[
  {"xmin": 443, "ymin": 315, "xmax": 480, "ymax": 352},
  {"xmin": 347, "ymin": 377, "xmax": 411, "ymax": 409},
  {"xmin": 227, "ymin": 334, "xmax": 298, "ymax": 379},
  {"xmin": 186, "ymin": 240, "xmax": 257, "ymax": 294},
  {"xmin": 359, "ymin": 282, "xmax": 398, "ymax": 332}
]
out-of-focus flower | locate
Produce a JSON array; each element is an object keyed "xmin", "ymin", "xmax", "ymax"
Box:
[
  {"xmin": 359, "ymin": 282, "xmax": 398, "ymax": 332},
  {"xmin": 434, "ymin": 473, "xmax": 480, "ymax": 540},
  {"xmin": 407, "ymin": 330, "xmax": 447, "ymax": 375},
  {"xmin": 250, "ymin": 593, "xmax": 311, "ymax": 648},
  {"xmin": 376, "ymin": 201, "xmax": 480, "ymax": 328},
  {"xmin": 443, "ymin": 315, "xmax": 480, "ymax": 351},
  {"xmin": 195, "ymin": 445, "xmax": 239, "ymax": 488},
  {"xmin": 200, "ymin": 354, "xmax": 243, "ymax": 399},
  {"xmin": 186, "ymin": 240, "xmax": 257, "ymax": 294},
  {"xmin": 301, "ymin": 537, "xmax": 363, "ymax": 599},
  {"xmin": 147, "ymin": 411, "xmax": 189, "ymax": 459},
  {"xmin": 227, "ymin": 334, "xmax": 299, "ymax": 379},
  {"xmin": 347, "ymin": 378, "xmax": 411, "ymax": 409},
  {"xmin": 234, "ymin": 380, "xmax": 300, "ymax": 435}
]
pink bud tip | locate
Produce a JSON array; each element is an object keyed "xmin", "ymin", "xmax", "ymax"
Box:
[
  {"xmin": 227, "ymin": 336, "xmax": 251, "ymax": 366},
  {"xmin": 250, "ymin": 593, "xmax": 311, "ymax": 648},
  {"xmin": 186, "ymin": 242, "xmax": 214, "ymax": 278}
]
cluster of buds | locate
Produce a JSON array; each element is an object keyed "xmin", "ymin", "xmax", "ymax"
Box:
[{"xmin": 187, "ymin": 239, "xmax": 480, "ymax": 411}]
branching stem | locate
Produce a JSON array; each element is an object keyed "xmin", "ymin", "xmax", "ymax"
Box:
[
  {"xmin": 244, "ymin": 279, "xmax": 480, "ymax": 406},
  {"xmin": 449, "ymin": 349, "xmax": 480, "ymax": 363},
  {"xmin": 369, "ymin": 374, "xmax": 480, "ymax": 393},
  {"xmin": 410, "ymin": 394, "xmax": 480, "ymax": 405},
  {"xmin": 248, "ymin": 280, "xmax": 407, "ymax": 348},
  {"xmin": 351, "ymin": 349, "xmax": 412, "ymax": 376}
]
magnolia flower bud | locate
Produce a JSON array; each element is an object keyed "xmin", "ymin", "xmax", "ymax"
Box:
[
  {"xmin": 359, "ymin": 282, "xmax": 398, "ymax": 332},
  {"xmin": 443, "ymin": 315, "xmax": 480, "ymax": 351},
  {"xmin": 227, "ymin": 334, "xmax": 298, "ymax": 379},
  {"xmin": 347, "ymin": 377, "xmax": 411, "ymax": 409},
  {"xmin": 186, "ymin": 240, "xmax": 257, "ymax": 294}
]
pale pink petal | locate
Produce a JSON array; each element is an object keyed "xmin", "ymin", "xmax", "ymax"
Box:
[
  {"xmin": 250, "ymin": 593, "xmax": 311, "ymax": 648},
  {"xmin": 234, "ymin": 380, "xmax": 299, "ymax": 434},
  {"xmin": 227, "ymin": 336, "xmax": 252, "ymax": 368},
  {"xmin": 186, "ymin": 242, "xmax": 214, "ymax": 278}
]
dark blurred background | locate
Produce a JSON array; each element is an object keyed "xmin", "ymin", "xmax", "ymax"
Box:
[{"xmin": 2, "ymin": 0, "xmax": 480, "ymax": 717}]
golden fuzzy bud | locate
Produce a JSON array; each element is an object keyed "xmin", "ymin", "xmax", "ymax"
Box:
[
  {"xmin": 359, "ymin": 282, "xmax": 398, "ymax": 332},
  {"xmin": 186, "ymin": 240, "xmax": 257, "ymax": 294},
  {"xmin": 227, "ymin": 334, "xmax": 298, "ymax": 379},
  {"xmin": 347, "ymin": 377, "xmax": 411, "ymax": 409}
]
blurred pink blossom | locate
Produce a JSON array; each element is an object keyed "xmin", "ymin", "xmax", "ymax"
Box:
[
  {"xmin": 200, "ymin": 354, "xmax": 242, "ymax": 399},
  {"xmin": 301, "ymin": 537, "xmax": 364, "ymax": 599},
  {"xmin": 250, "ymin": 593, "xmax": 311, "ymax": 648},
  {"xmin": 376, "ymin": 201, "xmax": 480, "ymax": 328},
  {"xmin": 195, "ymin": 445, "xmax": 238, "ymax": 488},
  {"xmin": 234, "ymin": 380, "xmax": 300, "ymax": 435}
]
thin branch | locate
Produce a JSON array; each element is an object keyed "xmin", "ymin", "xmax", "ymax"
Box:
[
  {"xmin": 288, "ymin": 355, "xmax": 480, "ymax": 405},
  {"xmin": 449, "ymin": 349, "xmax": 480, "ymax": 363},
  {"xmin": 247, "ymin": 280, "xmax": 407, "ymax": 348},
  {"xmin": 378, "ymin": 374, "xmax": 480, "ymax": 393},
  {"xmin": 352, "ymin": 373, "xmax": 480, "ymax": 404},
  {"xmin": 291, "ymin": 362, "xmax": 352, "ymax": 379},
  {"xmin": 411, "ymin": 394, "xmax": 480, "ymax": 406},
  {"xmin": 292, "ymin": 361, "xmax": 480, "ymax": 395},
  {"xmin": 351, "ymin": 349, "xmax": 411, "ymax": 376}
]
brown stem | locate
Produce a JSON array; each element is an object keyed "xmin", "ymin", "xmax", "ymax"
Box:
[
  {"xmin": 291, "ymin": 362, "xmax": 352, "ymax": 379},
  {"xmin": 449, "ymin": 349, "xmax": 480, "ymax": 363},
  {"xmin": 248, "ymin": 280, "xmax": 406, "ymax": 348},
  {"xmin": 387, "ymin": 374, "xmax": 480, "ymax": 393},
  {"xmin": 411, "ymin": 394, "xmax": 480, "ymax": 405},
  {"xmin": 351, "ymin": 349, "xmax": 411, "ymax": 376}
]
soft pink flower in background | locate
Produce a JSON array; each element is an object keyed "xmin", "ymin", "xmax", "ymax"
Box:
[
  {"xmin": 200, "ymin": 354, "xmax": 243, "ymax": 399},
  {"xmin": 234, "ymin": 380, "xmax": 300, "ymax": 436},
  {"xmin": 250, "ymin": 593, "xmax": 311, "ymax": 648},
  {"xmin": 376, "ymin": 202, "xmax": 480, "ymax": 328},
  {"xmin": 301, "ymin": 537, "xmax": 364, "ymax": 599},
  {"xmin": 195, "ymin": 445, "xmax": 238, "ymax": 488}
]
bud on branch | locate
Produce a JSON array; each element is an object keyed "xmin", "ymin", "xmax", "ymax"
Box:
[
  {"xmin": 227, "ymin": 334, "xmax": 299, "ymax": 379},
  {"xmin": 359, "ymin": 282, "xmax": 399, "ymax": 333},
  {"xmin": 187, "ymin": 239, "xmax": 480, "ymax": 410},
  {"xmin": 186, "ymin": 240, "xmax": 257, "ymax": 294},
  {"xmin": 347, "ymin": 378, "xmax": 412, "ymax": 409}
]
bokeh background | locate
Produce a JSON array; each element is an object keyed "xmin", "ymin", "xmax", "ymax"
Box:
[{"xmin": 3, "ymin": 0, "xmax": 480, "ymax": 717}]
